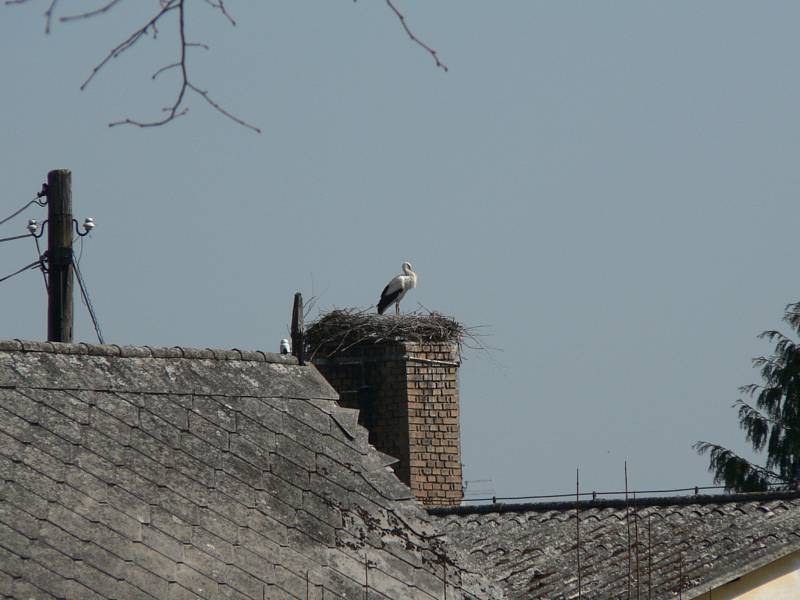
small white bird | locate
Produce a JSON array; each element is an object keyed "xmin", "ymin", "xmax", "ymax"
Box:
[
  {"xmin": 378, "ymin": 262, "xmax": 417, "ymax": 315},
  {"xmin": 280, "ymin": 339, "xmax": 291, "ymax": 355}
]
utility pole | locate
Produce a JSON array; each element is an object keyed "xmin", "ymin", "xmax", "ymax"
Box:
[{"xmin": 46, "ymin": 169, "xmax": 73, "ymax": 343}]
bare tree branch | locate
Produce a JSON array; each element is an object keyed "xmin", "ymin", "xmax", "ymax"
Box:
[
  {"xmin": 385, "ymin": 0, "xmax": 448, "ymax": 72},
  {"xmin": 59, "ymin": 0, "xmax": 123, "ymax": 23},
  {"xmin": 152, "ymin": 62, "xmax": 181, "ymax": 81},
  {"xmin": 5, "ymin": 0, "xmax": 57, "ymax": 33},
  {"xmin": 99, "ymin": 1, "xmax": 260, "ymax": 133},
  {"xmin": 43, "ymin": 0, "xmax": 55, "ymax": 32},
  {"xmin": 186, "ymin": 83, "xmax": 262, "ymax": 134},
  {"xmin": 85, "ymin": 0, "xmax": 260, "ymax": 132},
  {"xmin": 10, "ymin": 0, "xmax": 446, "ymax": 132},
  {"xmin": 202, "ymin": 0, "xmax": 235, "ymax": 26},
  {"xmin": 80, "ymin": 1, "xmax": 181, "ymax": 91}
]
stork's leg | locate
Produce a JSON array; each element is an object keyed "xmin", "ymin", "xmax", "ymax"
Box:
[{"xmin": 395, "ymin": 302, "xmax": 400, "ymax": 316}]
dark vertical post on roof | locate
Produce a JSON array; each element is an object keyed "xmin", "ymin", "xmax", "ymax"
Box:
[
  {"xmin": 647, "ymin": 513, "xmax": 652, "ymax": 600},
  {"xmin": 625, "ymin": 461, "xmax": 631, "ymax": 600},
  {"xmin": 364, "ymin": 552, "xmax": 369, "ymax": 600},
  {"xmin": 633, "ymin": 492, "xmax": 640, "ymax": 599},
  {"xmin": 576, "ymin": 467, "xmax": 582, "ymax": 599},
  {"xmin": 291, "ymin": 292, "xmax": 305, "ymax": 365},
  {"xmin": 46, "ymin": 169, "xmax": 73, "ymax": 343}
]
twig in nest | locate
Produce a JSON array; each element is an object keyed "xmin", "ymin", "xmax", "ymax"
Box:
[{"xmin": 306, "ymin": 307, "xmax": 486, "ymax": 360}]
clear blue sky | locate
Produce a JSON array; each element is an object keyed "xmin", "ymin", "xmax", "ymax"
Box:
[{"xmin": 3, "ymin": 1, "xmax": 800, "ymax": 500}]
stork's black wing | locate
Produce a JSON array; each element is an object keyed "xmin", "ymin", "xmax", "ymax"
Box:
[{"xmin": 378, "ymin": 285, "xmax": 402, "ymax": 315}]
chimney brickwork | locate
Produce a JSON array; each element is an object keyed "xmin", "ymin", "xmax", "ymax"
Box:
[{"xmin": 314, "ymin": 340, "xmax": 463, "ymax": 507}]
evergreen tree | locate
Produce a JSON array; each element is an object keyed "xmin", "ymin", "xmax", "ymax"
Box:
[{"xmin": 695, "ymin": 302, "xmax": 800, "ymax": 492}]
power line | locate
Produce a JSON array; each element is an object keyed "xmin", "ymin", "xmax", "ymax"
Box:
[
  {"xmin": 0, "ymin": 233, "xmax": 33, "ymax": 244},
  {"xmin": 73, "ymin": 253, "xmax": 104, "ymax": 344},
  {"xmin": 76, "ymin": 234, "xmax": 85, "ymax": 264},
  {"xmin": 33, "ymin": 235, "xmax": 48, "ymax": 292},
  {"xmin": 0, "ymin": 260, "xmax": 40, "ymax": 284},
  {"xmin": 461, "ymin": 482, "xmax": 793, "ymax": 504},
  {"xmin": 0, "ymin": 194, "xmax": 46, "ymax": 228}
]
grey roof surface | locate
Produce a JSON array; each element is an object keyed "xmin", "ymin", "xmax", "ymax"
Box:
[
  {"xmin": 430, "ymin": 491, "xmax": 800, "ymax": 600},
  {"xmin": 0, "ymin": 340, "xmax": 496, "ymax": 600}
]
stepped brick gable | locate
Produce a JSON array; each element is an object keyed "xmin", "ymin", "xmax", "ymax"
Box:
[{"xmin": 314, "ymin": 340, "xmax": 463, "ymax": 507}]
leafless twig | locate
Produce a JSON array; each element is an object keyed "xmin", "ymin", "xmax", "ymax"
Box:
[
  {"xmin": 202, "ymin": 0, "xmax": 235, "ymax": 26},
  {"xmin": 385, "ymin": 0, "xmax": 448, "ymax": 72},
  {"xmin": 59, "ymin": 0, "xmax": 123, "ymax": 23},
  {"xmin": 11, "ymin": 0, "xmax": 260, "ymax": 133},
  {"xmin": 10, "ymin": 0, "xmax": 446, "ymax": 131},
  {"xmin": 103, "ymin": 1, "xmax": 260, "ymax": 132},
  {"xmin": 152, "ymin": 62, "xmax": 181, "ymax": 81},
  {"xmin": 79, "ymin": 1, "xmax": 180, "ymax": 91},
  {"xmin": 306, "ymin": 308, "xmax": 485, "ymax": 360},
  {"xmin": 5, "ymin": 0, "xmax": 57, "ymax": 33}
]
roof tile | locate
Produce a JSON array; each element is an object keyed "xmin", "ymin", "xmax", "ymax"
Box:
[
  {"xmin": 219, "ymin": 567, "xmax": 263, "ymax": 600},
  {"xmin": 432, "ymin": 493, "xmax": 800, "ymax": 599},
  {"xmin": 175, "ymin": 563, "xmax": 219, "ymax": 599},
  {"xmin": 1, "ymin": 341, "xmax": 487, "ymax": 599}
]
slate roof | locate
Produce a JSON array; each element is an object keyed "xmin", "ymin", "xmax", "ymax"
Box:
[
  {"xmin": 0, "ymin": 340, "xmax": 495, "ymax": 600},
  {"xmin": 430, "ymin": 491, "xmax": 800, "ymax": 599}
]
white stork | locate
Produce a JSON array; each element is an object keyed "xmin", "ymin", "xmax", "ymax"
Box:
[{"xmin": 377, "ymin": 262, "xmax": 417, "ymax": 315}]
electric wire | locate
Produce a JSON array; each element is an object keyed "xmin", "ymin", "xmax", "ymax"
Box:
[
  {"xmin": 73, "ymin": 253, "xmax": 105, "ymax": 344},
  {"xmin": 76, "ymin": 234, "xmax": 85, "ymax": 264},
  {"xmin": 0, "ymin": 233, "xmax": 33, "ymax": 244},
  {"xmin": 0, "ymin": 260, "xmax": 41, "ymax": 284},
  {"xmin": 33, "ymin": 235, "xmax": 48, "ymax": 292},
  {"xmin": 462, "ymin": 482, "xmax": 793, "ymax": 504},
  {"xmin": 0, "ymin": 195, "xmax": 47, "ymax": 228}
]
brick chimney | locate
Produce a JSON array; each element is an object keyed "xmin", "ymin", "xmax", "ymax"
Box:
[{"xmin": 313, "ymin": 340, "xmax": 463, "ymax": 507}]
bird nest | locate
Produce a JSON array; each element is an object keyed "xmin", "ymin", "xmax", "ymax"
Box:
[{"xmin": 306, "ymin": 308, "xmax": 469, "ymax": 358}]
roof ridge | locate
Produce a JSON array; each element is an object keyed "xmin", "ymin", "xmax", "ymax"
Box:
[
  {"xmin": 428, "ymin": 489, "xmax": 800, "ymax": 516},
  {"xmin": 0, "ymin": 339, "xmax": 296, "ymax": 364}
]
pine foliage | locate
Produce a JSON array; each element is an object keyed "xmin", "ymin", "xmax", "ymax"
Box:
[{"xmin": 695, "ymin": 302, "xmax": 800, "ymax": 492}]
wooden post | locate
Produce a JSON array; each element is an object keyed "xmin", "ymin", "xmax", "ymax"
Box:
[
  {"xmin": 625, "ymin": 461, "xmax": 631, "ymax": 600},
  {"xmin": 46, "ymin": 169, "xmax": 73, "ymax": 343},
  {"xmin": 576, "ymin": 468, "xmax": 582, "ymax": 599},
  {"xmin": 291, "ymin": 292, "xmax": 305, "ymax": 365}
]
